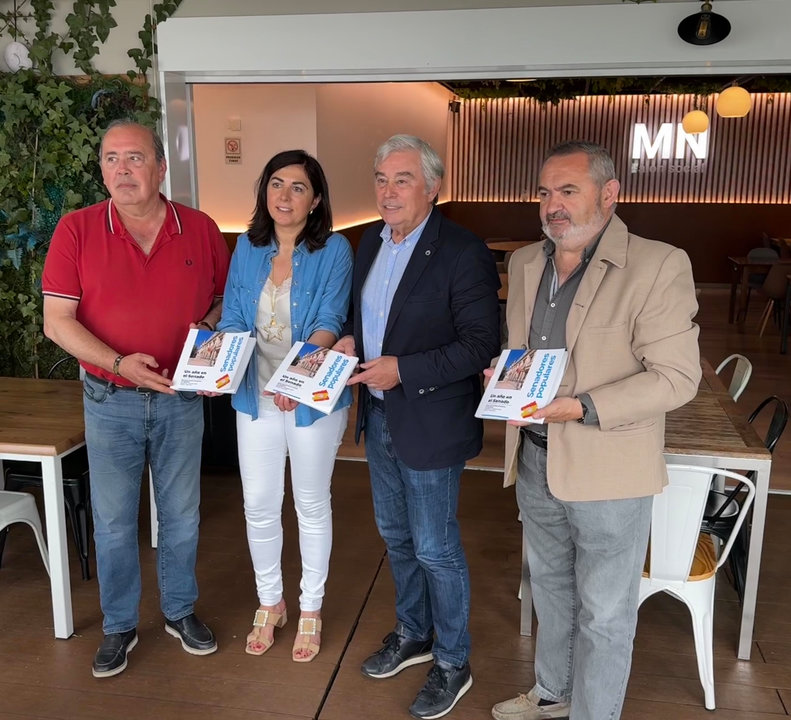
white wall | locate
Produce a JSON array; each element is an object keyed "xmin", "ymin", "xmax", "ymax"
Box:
[
  {"xmin": 0, "ymin": 0, "xmax": 151, "ymax": 75},
  {"xmin": 192, "ymin": 85, "xmax": 317, "ymax": 231},
  {"xmin": 192, "ymin": 82, "xmax": 453, "ymax": 232},
  {"xmin": 316, "ymin": 83, "xmax": 453, "ymax": 229}
]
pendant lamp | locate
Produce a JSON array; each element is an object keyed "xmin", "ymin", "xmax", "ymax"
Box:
[
  {"xmin": 681, "ymin": 110, "xmax": 709, "ymax": 134},
  {"xmin": 716, "ymin": 87, "xmax": 751, "ymax": 118},
  {"xmin": 678, "ymin": 2, "xmax": 731, "ymax": 45}
]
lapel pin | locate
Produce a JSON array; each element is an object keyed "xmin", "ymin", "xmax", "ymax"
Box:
[{"xmin": 425, "ymin": 250, "xmax": 431, "ymax": 256}]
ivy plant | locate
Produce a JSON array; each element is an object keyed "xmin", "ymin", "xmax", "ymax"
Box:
[{"xmin": 0, "ymin": 0, "xmax": 181, "ymax": 377}]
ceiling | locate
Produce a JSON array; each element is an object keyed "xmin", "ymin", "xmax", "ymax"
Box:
[{"xmin": 175, "ymin": 0, "xmax": 740, "ymax": 17}]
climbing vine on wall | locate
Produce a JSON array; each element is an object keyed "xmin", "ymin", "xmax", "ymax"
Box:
[{"xmin": 0, "ymin": 0, "xmax": 182, "ymax": 377}]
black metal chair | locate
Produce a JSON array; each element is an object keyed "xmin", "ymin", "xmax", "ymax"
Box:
[
  {"xmin": 0, "ymin": 357, "xmax": 92, "ymax": 580},
  {"xmin": 701, "ymin": 395, "xmax": 788, "ymax": 601}
]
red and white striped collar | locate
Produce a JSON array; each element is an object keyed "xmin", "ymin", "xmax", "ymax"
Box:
[{"xmin": 106, "ymin": 194, "xmax": 183, "ymax": 236}]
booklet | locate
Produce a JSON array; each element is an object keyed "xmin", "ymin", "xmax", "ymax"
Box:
[
  {"xmin": 171, "ymin": 329, "xmax": 255, "ymax": 393},
  {"xmin": 475, "ymin": 348, "xmax": 568, "ymax": 423},
  {"xmin": 264, "ymin": 341, "xmax": 358, "ymax": 414}
]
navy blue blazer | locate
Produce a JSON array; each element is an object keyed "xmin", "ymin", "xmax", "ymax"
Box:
[{"xmin": 344, "ymin": 207, "xmax": 501, "ymax": 470}]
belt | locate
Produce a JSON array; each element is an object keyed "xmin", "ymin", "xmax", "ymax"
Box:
[
  {"xmin": 368, "ymin": 395, "xmax": 385, "ymax": 410},
  {"xmin": 85, "ymin": 372, "xmax": 155, "ymax": 393},
  {"xmin": 521, "ymin": 427, "xmax": 548, "ymax": 450}
]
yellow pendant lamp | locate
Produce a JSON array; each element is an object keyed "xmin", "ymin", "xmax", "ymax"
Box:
[
  {"xmin": 716, "ymin": 87, "xmax": 752, "ymax": 118},
  {"xmin": 681, "ymin": 110, "xmax": 710, "ymax": 134}
]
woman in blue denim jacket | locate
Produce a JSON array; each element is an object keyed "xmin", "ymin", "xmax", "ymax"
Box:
[{"xmin": 217, "ymin": 150, "xmax": 352, "ymax": 663}]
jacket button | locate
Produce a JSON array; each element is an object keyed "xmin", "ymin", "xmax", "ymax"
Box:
[{"xmin": 419, "ymin": 389, "xmax": 425, "ymax": 394}]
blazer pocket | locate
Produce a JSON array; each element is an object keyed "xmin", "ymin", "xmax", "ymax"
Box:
[
  {"xmin": 602, "ymin": 419, "xmax": 657, "ymax": 436},
  {"xmin": 583, "ymin": 321, "xmax": 627, "ymax": 334}
]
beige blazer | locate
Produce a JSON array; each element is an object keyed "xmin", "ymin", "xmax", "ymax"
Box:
[{"xmin": 503, "ymin": 214, "xmax": 701, "ymax": 501}]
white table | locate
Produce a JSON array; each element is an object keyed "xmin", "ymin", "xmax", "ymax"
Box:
[
  {"xmin": 519, "ymin": 362, "xmax": 772, "ymax": 660},
  {"xmin": 0, "ymin": 377, "xmax": 85, "ymax": 639}
]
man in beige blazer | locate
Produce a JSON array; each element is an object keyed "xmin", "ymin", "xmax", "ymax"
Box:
[{"xmin": 491, "ymin": 142, "xmax": 700, "ymax": 720}]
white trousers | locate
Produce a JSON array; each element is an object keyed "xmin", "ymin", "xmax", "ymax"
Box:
[{"xmin": 236, "ymin": 406, "xmax": 348, "ymax": 611}]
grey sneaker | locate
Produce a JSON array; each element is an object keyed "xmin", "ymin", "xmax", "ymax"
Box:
[{"xmin": 491, "ymin": 689, "xmax": 570, "ymax": 720}]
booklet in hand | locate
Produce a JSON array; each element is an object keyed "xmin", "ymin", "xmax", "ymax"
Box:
[
  {"xmin": 171, "ymin": 329, "xmax": 255, "ymax": 393},
  {"xmin": 476, "ymin": 348, "xmax": 568, "ymax": 422},
  {"xmin": 264, "ymin": 341, "xmax": 358, "ymax": 414}
]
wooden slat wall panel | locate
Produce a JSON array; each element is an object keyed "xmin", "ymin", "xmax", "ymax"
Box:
[{"xmin": 450, "ymin": 93, "xmax": 791, "ymax": 204}]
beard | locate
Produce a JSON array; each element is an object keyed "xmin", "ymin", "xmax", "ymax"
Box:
[{"xmin": 542, "ymin": 207, "xmax": 607, "ymax": 250}]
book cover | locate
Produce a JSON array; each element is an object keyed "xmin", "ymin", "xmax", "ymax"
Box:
[
  {"xmin": 264, "ymin": 341, "xmax": 358, "ymax": 414},
  {"xmin": 170, "ymin": 329, "xmax": 255, "ymax": 393},
  {"xmin": 475, "ymin": 348, "xmax": 568, "ymax": 422}
]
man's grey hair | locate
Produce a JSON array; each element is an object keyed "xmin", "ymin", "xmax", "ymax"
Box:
[
  {"xmin": 99, "ymin": 119, "xmax": 166, "ymax": 164},
  {"xmin": 544, "ymin": 140, "xmax": 616, "ymax": 189},
  {"xmin": 375, "ymin": 134, "xmax": 445, "ymax": 191}
]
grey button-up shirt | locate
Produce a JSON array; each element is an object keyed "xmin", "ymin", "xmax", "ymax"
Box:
[{"xmin": 527, "ymin": 230, "xmax": 606, "ymax": 435}]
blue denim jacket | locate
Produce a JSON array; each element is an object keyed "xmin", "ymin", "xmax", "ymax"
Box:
[{"xmin": 218, "ymin": 231, "xmax": 354, "ymax": 426}]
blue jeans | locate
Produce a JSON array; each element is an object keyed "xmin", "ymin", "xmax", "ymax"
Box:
[
  {"xmin": 83, "ymin": 375, "xmax": 204, "ymax": 634},
  {"xmin": 364, "ymin": 403, "xmax": 470, "ymax": 668},
  {"xmin": 516, "ymin": 437, "xmax": 652, "ymax": 720}
]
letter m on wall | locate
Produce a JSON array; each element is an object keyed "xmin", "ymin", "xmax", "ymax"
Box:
[{"xmin": 632, "ymin": 123, "xmax": 673, "ymax": 159}]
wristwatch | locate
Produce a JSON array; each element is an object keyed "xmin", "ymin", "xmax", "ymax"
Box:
[{"xmin": 576, "ymin": 396, "xmax": 588, "ymax": 424}]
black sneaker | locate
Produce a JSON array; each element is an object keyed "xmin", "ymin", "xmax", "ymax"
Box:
[
  {"xmin": 409, "ymin": 662, "xmax": 473, "ymax": 719},
  {"xmin": 164, "ymin": 613, "xmax": 217, "ymax": 655},
  {"xmin": 361, "ymin": 631, "xmax": 434, "ymax": 679},
  {"xmin": 92, "ymin": 629, "xmax": 138, "ymax": 678}
]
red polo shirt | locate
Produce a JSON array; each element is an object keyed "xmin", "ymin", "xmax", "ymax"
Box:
[{"xmin": 42, "ymin": 196, "xmax": 230, "ymax": 385}]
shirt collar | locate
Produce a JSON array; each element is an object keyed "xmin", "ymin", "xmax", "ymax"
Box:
[
  {"xmin": 106, "ymin": 193, "xmax": 183, "ymax": 236},
  {"xmin": 379, "ymin": 210, "xmax": 432, "ymax": 248}
]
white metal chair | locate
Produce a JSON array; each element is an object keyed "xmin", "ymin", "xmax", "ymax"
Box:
[
  {"xmin": 0, "ymin": 490, "xmax": 50, "ymax": 575},
  {"xmin": 715, "ymin": 353, "xmax": 752, "ymax": 402},
  {"xmin": 638, "ymin": 465, "xmax": 755, "ymax": 710}
]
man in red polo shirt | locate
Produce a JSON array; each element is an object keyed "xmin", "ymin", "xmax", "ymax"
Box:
[{"xmin": 42, "ymin": 119, "xmax": 230, "ymax": 678}]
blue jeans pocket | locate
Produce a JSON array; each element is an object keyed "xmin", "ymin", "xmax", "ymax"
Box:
[
  {"xmin": 83, "ymin": 377, "xmax": 110, "ymax": 403},
  {"xmin": 176, "ymin": 390, "xmax": 202, "ymax": 403}
]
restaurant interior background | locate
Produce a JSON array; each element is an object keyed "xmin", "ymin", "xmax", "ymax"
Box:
[{"xmin": 191, "ymin": 81, "xmax": 791, "ymax": 284}]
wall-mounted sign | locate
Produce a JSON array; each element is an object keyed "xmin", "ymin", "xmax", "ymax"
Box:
[
  {"xmin": 225, "ymin": 137, "xmax": 242, "ymax": 165},
  {"xmin": 631, "ymin": 123, "xmax": 708, "ymax": 161}
]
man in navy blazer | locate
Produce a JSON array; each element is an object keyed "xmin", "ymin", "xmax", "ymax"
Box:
[{"xmin": 335, "ymin": 134, "xmax": 500, "ymax": 719}]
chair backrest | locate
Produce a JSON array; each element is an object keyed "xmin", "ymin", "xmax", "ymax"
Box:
[
  {"xmin": 47, "ymin": 355, "xmax": 84, "ymax": 381},
  {"xmin": 649, "ymin": 465, "xmax": 755, "ymax": 582},
  {"xmin": 748, "ymin": 395, "xmax": 789, "ymax": 454},
  {"xmin": 747, "ymin": 247, "xmax": 779, "ymax": 263},
  {"xmin": 715, "ymin": 353, "xmax": 752, "ymax": 402},
  {"xmin": 703, "ymin": 396, "xmax": 786, "ymax": 530},
  {"xmin": 760, "ymin": 259, "xmax": 791, "ymax": 301}
]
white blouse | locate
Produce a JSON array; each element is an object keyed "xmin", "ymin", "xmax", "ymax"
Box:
[{"xmin": 255, "ymin": 275, "xmax": 292, "ymax": 410}]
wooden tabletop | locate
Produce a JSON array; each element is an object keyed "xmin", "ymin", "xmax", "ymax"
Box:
[
  {"xmin": 664, "ymin": 359, "xmax": 770, "ymax": 460},
  {"xmin": 487, "ymin": 240, "xmax": 535, "ymax": 253},
  {"xmin": 727, "ymin": 255, "xmax": 775, "ymax": 268},
  {"xmin": 0, "ymin": 377, "xmax": 85, "ymax": 456}
]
